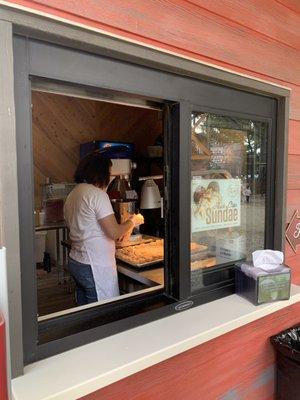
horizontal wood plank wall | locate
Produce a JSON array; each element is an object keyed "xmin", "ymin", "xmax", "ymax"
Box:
[
  {"xmin": 4, "ymin": 0, "xmax": 300, "ymax": 399},
  {"xmin": 6, "ymin": 0, "xmax": 300, "ymax": 119},
  {"xmin": 82, "ymin": 302, "xmax": 300, "ymax": 400},
  {"xmin": 32, "ymin": 91, "xmax": 162, "ymax": 207}
]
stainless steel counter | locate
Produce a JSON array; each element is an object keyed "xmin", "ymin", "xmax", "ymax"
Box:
[{"xmin": 117, "ymin": 262, "xmax": 163, "ymax": 287}]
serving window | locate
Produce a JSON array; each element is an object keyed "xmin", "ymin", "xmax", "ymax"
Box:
[
  {"xmin": 31, "ymin": 82, "xmax": 166, "ymax": 319},
  {"xmin": 190, "ymin": 113, "xmax": 269, "ymax": 292},
  {"xmin": 13, "ymin": 36, "xmax": 282, "ymax": 365}
]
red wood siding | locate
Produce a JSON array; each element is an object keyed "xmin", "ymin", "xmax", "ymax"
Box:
[
  {"xmin": 288, "ymin": 120, "xmax": 300, "ymax": 155},
  {"xmin": 11, "ymin": 0, "xmax": 300, "ymax": 85},
  {"xmin": 4, "ymin": 1, "xmax": 300, "ymax": 399},
  {"xmin": 82, "ymin": 302, "xmax": 300, "ymax": 400}
]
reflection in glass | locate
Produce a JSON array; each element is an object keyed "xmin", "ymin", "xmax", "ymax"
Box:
[{"xmin": 190, "ymin": 113, "xmax": 268, "ymax": 292}]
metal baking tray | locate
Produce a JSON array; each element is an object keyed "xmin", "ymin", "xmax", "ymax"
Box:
[
  {"xmin": 116, "ymin": 234, "xmax": 156, "ymax": 249},
  {"xmin": 116, "ymin": 237, "xmax": 164, "ymax": 268},
  {"xmin": 115, "ymin": 253, "xmax": 164, "ymax": 269},
  {"xmin": 116, "ymin": 240, "xmax": 207, "ymax": 269}
]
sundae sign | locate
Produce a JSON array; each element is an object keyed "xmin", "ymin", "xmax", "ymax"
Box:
[{"xmin": 191, "ymin": 178, "xmax": 241, "ymax": 232}]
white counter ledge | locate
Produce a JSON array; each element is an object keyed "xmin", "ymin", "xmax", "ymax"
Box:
[{"xmin": 12, "ymin": 284, "xmax": 300, "ymax": 400}]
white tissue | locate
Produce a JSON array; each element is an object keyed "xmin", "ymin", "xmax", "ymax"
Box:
[{"xmin": 252, "ymin": 250, "xmax": 284, "ymax": 271}]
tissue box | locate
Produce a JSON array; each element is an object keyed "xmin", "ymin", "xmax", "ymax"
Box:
[{"xmin": 235, "ymin": 263, "xmax": 291, "ymax": 305}]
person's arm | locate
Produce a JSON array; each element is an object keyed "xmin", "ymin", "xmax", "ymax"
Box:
[{"xmin": 99, "ymin": 213, "xmax": 144, "ymax": 241}]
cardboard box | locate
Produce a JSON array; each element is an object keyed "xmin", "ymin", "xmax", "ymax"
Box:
[{"xmin": 215, "ymin": 235, "xmax": 246, "ymax": 262}]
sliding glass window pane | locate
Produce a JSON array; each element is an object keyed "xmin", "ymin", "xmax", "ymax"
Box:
[{"xmin": 190, "ymin": 112, "xmax": 268, "ymax": 292}]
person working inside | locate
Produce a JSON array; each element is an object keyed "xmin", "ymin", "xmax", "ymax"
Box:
[{"xmin": 64, "ymin": 152, "xmax": 144, "ymax": 306}]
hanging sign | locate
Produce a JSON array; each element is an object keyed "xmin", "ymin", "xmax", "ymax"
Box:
[
  {"xmin": 191, "ymin": 178, "xmax": 241, "ymax": 232},
  {"xmin": 286, "ymin": 210, "xmax": 300, "ymax": 253}
]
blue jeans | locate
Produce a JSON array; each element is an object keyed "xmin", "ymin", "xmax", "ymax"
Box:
[{"xmin": 68, "ymin": 258, "xmax": 98, "ymax": 306}]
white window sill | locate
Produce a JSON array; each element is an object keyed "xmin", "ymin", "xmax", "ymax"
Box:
[{"xmin": 12, "ymin": 284, "xmax": 300, "ymax": 400}]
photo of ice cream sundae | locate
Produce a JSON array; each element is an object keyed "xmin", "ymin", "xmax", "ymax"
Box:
[{"xmin": 193, "ymin": 181, "xmax": 222, "ymax": 220}]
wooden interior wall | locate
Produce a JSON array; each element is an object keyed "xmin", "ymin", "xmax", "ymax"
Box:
[
  {"xmin": 6, "ymin": 0, "xmax": 300, "ymax": 399},
  {"xmin": 32, "ymin": 91, "xmax": 162, "ymax": 208}
]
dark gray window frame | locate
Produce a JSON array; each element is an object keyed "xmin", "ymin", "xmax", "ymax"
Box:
[{"xmin": 0, "ymin": 7, "xmax": 289, "ymax": 378}]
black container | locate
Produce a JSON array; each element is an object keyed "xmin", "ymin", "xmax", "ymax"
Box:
[
  {"xmin": 43, "ymin": 252, "xmax": 51, "ymax": 273},
  {"xmin": 235, "ymin": 263, "xmax": 291, "ymax": 305},
  {"xmin": 271, "ymin": 327, "xmax": 300, "ymax": 400}
]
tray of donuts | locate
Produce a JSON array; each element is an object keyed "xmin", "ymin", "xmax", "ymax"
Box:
[
  {"xmin": 190, "ymin": 242, "xmax": 209, "ymax": 260},
  {"xmin": 116, "ymin": 240, "xmax": 210, "ymax": 268},
  {"xmin": 116, "ymin": 239, "xmax": 164, "ymax": 268}
]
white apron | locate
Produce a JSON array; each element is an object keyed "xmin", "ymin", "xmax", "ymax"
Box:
[{"xmin": 84, "ymin": 237, "xmax": 119, "ymax": 301}]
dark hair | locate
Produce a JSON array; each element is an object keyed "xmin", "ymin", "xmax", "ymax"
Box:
[{"xmin": 74, "ymin": 152, "xmax": 112, "ymax": 188}]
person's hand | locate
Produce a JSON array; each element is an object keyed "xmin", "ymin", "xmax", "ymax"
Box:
[{"xmin": 129, "ymin": 213, "xmax": 144, "ymax": 227}]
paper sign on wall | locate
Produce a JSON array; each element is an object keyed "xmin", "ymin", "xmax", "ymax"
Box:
[{"xmin": 191, "ymin": 178, "xmax": 241, "ymax": 232}]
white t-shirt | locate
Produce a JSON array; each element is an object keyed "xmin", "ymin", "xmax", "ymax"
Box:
[{"xmin": 64, "ymin": 183, "xmax": 115, "ymax": 265}]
